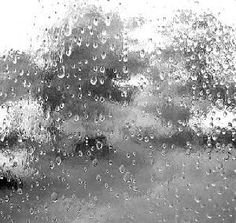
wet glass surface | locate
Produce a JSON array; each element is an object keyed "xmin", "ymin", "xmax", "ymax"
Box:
[{"xmin": 0, "ymin": 0, "xmax": 236, "ymax": 222}]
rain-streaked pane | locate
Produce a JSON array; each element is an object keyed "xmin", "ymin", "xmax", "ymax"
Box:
[{"xmin": 0, "ymin": 0, "xmax": 236, "ymax": 223}]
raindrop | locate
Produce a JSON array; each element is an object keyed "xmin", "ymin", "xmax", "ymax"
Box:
[
  {"xmin": 105, "ymin": 16, "xmax": 111, "ymax": 26},
  {"xmin": 96, "ymin": 174, "xmax": 102, "ymax": 182},
  {"xmin": 119, "ymin": 164, "xmax": 125, "ymax": 173},
  {"xmin": 93, "ymin": 18, "xmax": 98, "ymax": 26},
  {"xmin": 64, "ymin": 22, "xmax": 72, "ymax": 37},
  {"xmin": 90, "ymin": 76, "xmax": 97, "ymax": 85},
  {"xmin": 96, "ymin": 141, "xmax": 103, "ymax": 150},
  {"xmin": 140, "ymin": 49, "xmax": 145, "ymax": 58},
  {"xmin": 51, "ymin": 192, "xmax": 58, "ymax": 202},
  {"xmin": 58, "ymin": 65, "xmax": 65, "ymax": 79},
  {"xmin": 56, "ymin": 157, "xmax": 62, "ymax": 165},
  {"xmin": 101, "ymin": 52, "xmax": 106, "ymax": 59}
]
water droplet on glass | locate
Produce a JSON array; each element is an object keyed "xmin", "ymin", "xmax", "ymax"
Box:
[
  {"xmin": 58, "ymin": 65, "xmax": 65, "ymax": 79},
  {"xmin": 51, "ymin": 192, "xmax": 58, "ymax": 202},
  {"xmin": 90, "ymin": 76, "xmax": 97, "ymax": 85}
]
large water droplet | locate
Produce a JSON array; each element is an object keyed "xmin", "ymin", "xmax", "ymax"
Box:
[
  {"xmin": 90, "ymin": 76, "xmax": 97, "ymax": 85},
  {"xmin": 58, "ymin": 65, "xmax": 65, "ymax": 79}
]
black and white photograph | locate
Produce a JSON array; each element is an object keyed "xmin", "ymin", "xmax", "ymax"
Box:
[{"xmin": 0, "ymin": 0, "xmax": 236, "ymax": 222}]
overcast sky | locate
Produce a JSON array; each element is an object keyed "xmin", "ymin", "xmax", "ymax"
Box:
[{"xmin": 0, "ymin": 0, "xmax": 236, "ymax": 54}]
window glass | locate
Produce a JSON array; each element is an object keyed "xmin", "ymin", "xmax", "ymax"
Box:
[{"xmin": 0, "ymin": 1, "xmax": 236, "ymax": 222}]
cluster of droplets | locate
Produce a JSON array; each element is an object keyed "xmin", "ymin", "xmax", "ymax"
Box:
[{"xmin": 0, "ymin": 2, "xmax": 236, "ymax": 223}]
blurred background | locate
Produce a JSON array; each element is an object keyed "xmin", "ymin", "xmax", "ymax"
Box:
[{"xmin": 0, "ymin": 0, "xmax": 236, "ymax": 222}]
